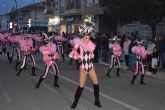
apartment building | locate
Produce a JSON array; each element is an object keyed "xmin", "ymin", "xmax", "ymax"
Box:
[
  {"xmin": 43, "ymin": 0, "xmax": 59, "ymax": 32},
  {"xmin": 18, "ymin": 2, "xmax": 47, "ymax": 32},
  {"xmin": 4, "ymin": 2, "xmax": 47, "ymax": 32},
  {"xmin": 43, "ymin": 0, "xmax": 108, "ymax": 33}
]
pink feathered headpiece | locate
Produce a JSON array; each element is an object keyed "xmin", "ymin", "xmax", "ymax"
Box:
[
  {"xmin": 112, "ymin": 36, "xmax": 118, "ymax": 41},
  {"xmin": 132, "ymin": 45, "xmax": 148, "ymax": 59},
  {"xmin": 42, "ymin": 33, "xmax": 54, "ymax": 43},
  {"xmin": 54, "ymin": 35, "xmax": 60, "ymax": 41},
  {"xmin": 81, "ymin": 41, "xmax": 96, "ymax": 52},
  {"xmin": 73, "ymin": 37, "xmax": 82, "ymax": 49},
  {"xmin": 109, "ymin": 43, "xmax": 122, "ymax": 57}
]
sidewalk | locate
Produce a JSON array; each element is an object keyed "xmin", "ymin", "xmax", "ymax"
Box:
[
  {"xmin": 145, "ymin": 69, "xmax": 165, "ymax": 80},
  {"xmin": 98, "ymin": 60, "xmax": 165, "ymax": 80}
]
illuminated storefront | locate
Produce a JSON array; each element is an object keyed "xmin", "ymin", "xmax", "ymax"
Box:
[
  {"xmin": 48, "ymin": 16, "xmax": 60, "ymax": 32},
  {"xmin": 59, "ymin": 15, "xmax": 82, "ymax": 33}
]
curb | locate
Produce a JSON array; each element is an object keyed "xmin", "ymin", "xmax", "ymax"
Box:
[{"xmin": 98, "ymin": 61, "xmax": 165, "ymax": 80}]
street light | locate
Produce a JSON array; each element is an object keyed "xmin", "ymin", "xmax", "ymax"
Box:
[
  {"xmin": 14, "ymin": 0, "xmax": 18, "ymax": 29},
  {"xmin": 32, "ymin": 0, "xmax": 37, "ymax": 32}
]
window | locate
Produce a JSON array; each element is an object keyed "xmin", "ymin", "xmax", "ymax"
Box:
[
  {"xmin": 36, "ymin": 10, "xmax": 42, "ymax": 18},
  {"xmin": 55, "ymin": 3, "xmax": 58, "ymax": 10},
  {"xmin": 99, "ymin": 0, "xmax": 106, "ymax": 7},
  {"xmin": 60, "ymin": 0, "xmax": 64, "ymax": 13},
  {"xmin": 67, "ymin": 0, "xmax": 74, "ymax": 10},
  {"xmin": 127, "ymin": 24, "xmax": 136, "ymax": 33},
  {"xmin": 86, "ymin": 0, "xmax": 98, "ymax": 7},
  {"xmin": 139, "ymin": 25, "xmax": 151, "ymax": 40},
  {"xmin": 95, "ymin": 0, "xmax": 98, "ymax": 4},
  {"xmin": 156, "ymin": 22, "xmax": 165, "ymax": 36},
  {"xmin": 87, "ymin": 0, "xmax": 93, "ymax": 7},
  {"xmin": 75, "ymin": 0, "xmax": 81, "ymax": 9},
  {"xmin": 69, "ymin": 0, "xmax": 74, "ymax": 5}
]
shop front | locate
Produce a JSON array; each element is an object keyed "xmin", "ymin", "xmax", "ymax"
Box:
[
  {"xmin": 60, "ymin": 15, "xmax": 82, "ymax": 34},
  {"xmin": 48, "ymin": 16, "xmax": 60, "ymax": 32}
]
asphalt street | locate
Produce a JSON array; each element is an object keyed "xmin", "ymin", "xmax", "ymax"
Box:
[{"xmin": 0, "ymin": 54, "xmax": 165, "ymax": 110}]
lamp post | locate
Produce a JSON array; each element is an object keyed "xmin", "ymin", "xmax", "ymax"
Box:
[
  {"xmin": 14, "ymin": 0, "xmax": 18, "ymax": 29},
  {"xmin": 32, "ymin": 0, "xmax": 37, "ymax": 32}
]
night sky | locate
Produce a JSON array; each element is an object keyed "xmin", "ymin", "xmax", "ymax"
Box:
[{"xmin": 0, "ymin": 0, "xmax": 42, "ymax": 15}]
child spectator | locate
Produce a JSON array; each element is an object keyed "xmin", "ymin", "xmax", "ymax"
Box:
[{"xmin": 151, "ymin": 47, "xmax": 159, "ymax": 76}]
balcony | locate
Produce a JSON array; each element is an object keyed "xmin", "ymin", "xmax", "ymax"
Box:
[
  {"xmin": 66, "ymin": 0, "xmax": 81, "ymax": 10},
  {"xmin": 60, "ymin": 0, "xmax": 81, "ymax": 16},
  {"xmin": 43, "ymin": 9, "xmax": 54, "ymax": 18},
  {"xmin": 84, "ymin": 4, "xmax": 107, "ymax": 15},
  {"xmin": 43, "ymin": 0, "xmax": 51, "ymax": 3},
  {"xmin": 60, "ymin": 7, "xmax": 65, "ymax": 13},
  {"xmin": 98, "ymin": 7, "xmax": 108, "ymax": 15},
  {"xmin": 63, "ymin": 8, "xmax": 82, "ymax": 16}
]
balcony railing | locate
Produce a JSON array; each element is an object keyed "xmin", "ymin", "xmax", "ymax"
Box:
[
  {"xmin": 43, "ymin": 9, "xmax": 54, "ymax": 15},
  {"xmin": 60, "ymin": 7, "xmax": 64, "ymax": 13},
  {"xmin": 66, "ymin": 0, "xmax": 81, "ymax": 10}
]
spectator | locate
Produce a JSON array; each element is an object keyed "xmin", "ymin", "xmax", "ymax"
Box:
[
  {"xmin": 151, "ymin": 47, "xmax": 159, "ymax": 76},
  {"xmin": 93, "ymin": 33, "xmax": 99, "ymax": 63},
  {"xmin": 128, "ymin": 34, "xmax": 137, "ymax": 71},
  {"xmin": 158, "ymin": 37, "xmax": 165, "ymax": 69},
  {"xmin": 103, "ymin": 34, "xmax": 110, "ymax": 65},
  {"xmin": 97, "ymin": 33, "xmax": 105, "ymax": 60},
  {"xmin": 120, "ymin": 34, "xmax": 126, "ymax": 62},
  {"xmin": 147, "ymin": 39, "xmax": 156, "ymax": 71},
  {"xmin": 123, "ymin": 36, "xmax": 131, "ymax": 67}
]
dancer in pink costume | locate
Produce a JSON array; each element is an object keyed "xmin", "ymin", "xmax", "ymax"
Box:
[
  {"xmin": 0, "ymin": 33, "xmax": 9, "ymax": 55},
  {"xmin": 7, "ymin": 33, "xmax": 21, "ymax": 65},
  {"xmin": 106, "ymin": 36, "xmax": 122, "ymax": 77},
  {"xmin": 16, "ymin": 34, "xmax": 37, "ymax": 76},
  {"xmin": 131, "ymin": 41, "xmax": 148, "ymax": 85},
  {"xmin": 69, "ymin": 35, "xmax": 82, "ymax": 70},
  {"xmin": 70, "ymin": 34, "xmax": 102, "ymax": 109},
  {"xmin": 36, "ymin": 34, "xmax": 60, "ymax": 88},
  {"xmin": 32, "ymin": 33, "xmax": 43, "ymax": 54}
]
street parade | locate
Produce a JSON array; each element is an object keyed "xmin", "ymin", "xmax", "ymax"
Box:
[{"xmin": 0, "ymin": 0, "xmax": 165, "ymax": 110}]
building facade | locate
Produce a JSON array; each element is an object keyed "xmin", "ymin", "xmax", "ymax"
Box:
[
  {"xmin": 118, "ymin": 19, "xmax": 165, "ymax": 40},
  {"xmin": 43, "ymin": 0, "xmax": 108, "ymax": 33},
  {"xmin": 43, "ymin": 0, "xmax": 165, "ymax": 38},
  {"xmin": 3, "ymin": 2, "xmax": 48, "ymax": 32},
  {"xmin": 43, "ymin": 0, "xmax": 60, "ymax": 32},
  {"xmin": 18, "ymin": 2, "xmax": 48, "ymax": 32}
]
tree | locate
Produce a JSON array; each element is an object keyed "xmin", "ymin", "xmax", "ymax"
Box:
[
  {"xmin": 9, "ymin": 7, "xmax": 17, "ymax": 20},
  {"xmin": 107, "ymin": 0, "xmax": 138, "ymax": 23},
  {"xmin": 107, "ymin": 0, "xmax": 165, "ymax": 37},
  {"xmin": 139, "ymin": 0, "xmax": 165, "ymax": 37},
  {"xmin": 106, "ymin": 0, "xmax": 140, "ymax": 34}
]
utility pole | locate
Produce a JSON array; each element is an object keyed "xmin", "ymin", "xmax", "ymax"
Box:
[
  {"xmin": 14, "ymin": 0, "xmax": 18, "ymax": 30},
  {"xmin": 32, "ymin": 0, "xmax": 37, "ymax": 32}
]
